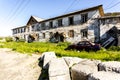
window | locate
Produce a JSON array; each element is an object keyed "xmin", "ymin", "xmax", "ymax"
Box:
[
  {"xmin": 32, "ymin": 25, "xmax": 35, "ymax": 31},
  {"xmin": 43, "ymin": 33, "xmax": 45, "ymax": 38},
  {"xmin": 41, "ymin": 23, "xmax": 45, "ymax": 30},
  {"xmin": 49, "ymin": 21, "xmax": 53, "ymax": 28},
  {"xmin": 49, "ymin": 32, "xmax": 53, "ymax": 37},
  {"xmin": 36, "ymin": 24, "xmax": 41, "ymax": 31},
  {"xmin": 69, "ymin": 17, "xmax": 74, "ymax": 25},
  {"xmin": 81, "ymin": 13, "xmax": 88, "ymax": 23},
  {"xmin": 101, "ymin": 19, "xmax": 105, "ymax": 25},
  {"xmin": 68, "ymin": 30, "xmax": 74, "ymax": 37},
  {"xmin": 18, "ymin": 29, "xmax": 20, "ymax": 33},
  {"xmin": 81, "ymin": 29, "xmax": 88, "ymax": 37},
  {"xmin": 58, "ymin": 19, "xmax": 62, "ymax": 27}
]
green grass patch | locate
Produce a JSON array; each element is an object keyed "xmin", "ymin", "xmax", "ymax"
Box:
[{"xmin": 1, "ymin": 42, "xmax": 120, "ymax": 61}]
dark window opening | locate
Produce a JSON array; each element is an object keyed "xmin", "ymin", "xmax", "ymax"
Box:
[
  {"xmin": 58, "ymin": 19, "xmax": 63, "ymax": 27},
  {"xmin": 49, "ymin": 21, "xmax": 53, "ymax": 28},
  {"xmin": 101, "ymin": 19, "xmax": 105, "ymax": 25},
  {"xmin": 81, "ymin": 30, "xmax": 88, "ymax": 38},
  {"xmin": 81, "ymin": 14, "xmax": 88, "ymax": 23},
  {"xmin": 43, "ymin": 33, "xmax": 45, "ymax": 38},
  {"xmin": 118, "ymin": 30, "xmax": 120, "ymax": 34},
  {"xmin": 18, "ymin": 29, "xmax": 20, "ymax": 33},
  {"xmin": 69, "ymin": 17, "xmax": 74, "ymax": 25},
  {"xmin": 32, "ymin": 25, "xmax": 35, "ymax": 31},
  {"xmin": 49, "ymin": 32, "xmax": 53, "ymax": 37},
  {"xmin": 41, "ymin": 23, "xmax": 45, "ymax": 30}
]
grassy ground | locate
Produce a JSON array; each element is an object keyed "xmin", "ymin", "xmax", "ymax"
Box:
[{"xmin": 1, "ymin": 42, "xmax": 120, "ymax": 61}]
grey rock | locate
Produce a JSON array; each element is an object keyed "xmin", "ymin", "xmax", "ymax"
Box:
[
  {"xmin": 98, "ymin": 61, "xmax": 120, "ymax": 73},
  {"xmin": 88, "ymin": 71, "xmax": 120, "ymax": 80},
  {"xmin": 62, "ymin": 57, "xmax": 86, "ymax": 68},
  {"xmin": 49, "ymin": 58, "xmax": 71, "ymax": 80},
  {"xmin": 42, "ymin": 52, "xmax": 56, "ymax": 69},
  {"xmin": 71, "ymin": 60, "xmax": 98, "ymax": 80}
]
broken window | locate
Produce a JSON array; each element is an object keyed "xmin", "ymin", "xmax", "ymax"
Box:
[
  {"xmin": 32, "ymin": 25, "xmax": 35, "ymax": 31},
  {"xmin": 101, "ymin": 19, "xmax": 105, "ymax": 25},
  {"xmin": 81, "ymin": 29, "xmax": 88, "ymax": 38},
  {"xmin": 49, "ymin": 32, "xmax": 53, "ymax": 37},
  {"xmin": 81, "ymin": 13, "xmax": 88, "ymax": 23},
  {"xmin": 69, "ymin": 17, "xmax": 74, "ymax": 25},
  {"xmin": 41, "ymin": 23, "xmax": 45, "ymax": 30},
  {"xmin": 68, "ymin": 30, "xmax": 74, "ymax": 37},
  {"xmin": 36, "ymin": 24, "xmax": 41, "ymax": 31},
  {"xmin": 49, "ymin": 21, "xmax": 53, "ymax": 28},
  {"xmin": 18, "ymin": 29, "xmax": 20, "ymax": 33},
  {"xmin": 58, "ymin": 19, "xmax": 63, "ymax": 27},
  {"xmin": 43, "ymin": 33, "xmax": 45, "ymax": 38}
]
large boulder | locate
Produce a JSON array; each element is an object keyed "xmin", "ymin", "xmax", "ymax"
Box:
[
  {"xmin": 62, "ymin": 57, "xmax": 86, "ymax": 68},
  {"xmin": 49, "ymin": 58, "xmax": 71, "ymax": 80},
  {"xmin": 40, "ymin": 52, "xmax": 56, "ymax": 69},
  {"xmin": 98, "ymin": 61, "xmax": 120, "ymax": 73},
  {"xmin": 88, "ymin": 71, "xmax": 120, "ymax": 80},
  {"xmin": 71, "ymin": 60, "xmax": 99, "ymax": 80}
]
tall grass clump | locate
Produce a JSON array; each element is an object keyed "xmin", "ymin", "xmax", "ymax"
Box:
[{"xmin": 5, "ymin": 37, "xmax": 13, "ymax": 42}]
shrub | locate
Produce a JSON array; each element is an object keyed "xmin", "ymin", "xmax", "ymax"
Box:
[
  {"xmin": 5, "ymin": 37, "xmax": 13, "ymax": 42},
  {"xmin": 108, "ymin": 46, "xmax": 120, "ymax": 51}
]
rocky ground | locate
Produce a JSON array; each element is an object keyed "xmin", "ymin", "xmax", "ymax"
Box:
[{"xmin": 0, "ymin": 48, "xmax": 42, "ymax": 80}]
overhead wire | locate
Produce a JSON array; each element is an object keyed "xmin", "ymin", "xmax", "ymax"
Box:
[
  {"xmin": 104, "ymin": 0, "xmax": 115, "ymax": 9},
  {"xmin": 64, "ymin": 0, "xmax": 79, "ymax": 13},
  {"xmin": 105, "ymin": 1, "xmax": 120, "ymax": 10},
  {"xmin": 10, "ymin": 0, "xmax": 31, "ymax": 26},
  {"xmin": 5, "ymin": 0, "xmax": 25, "ymax": 23},
  {"xmin": 1, "ymin": 0, "xmax": 22, "ymax": 23}
]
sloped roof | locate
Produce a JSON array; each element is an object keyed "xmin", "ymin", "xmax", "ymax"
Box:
[
  {"xmin": 98, "ymin": 15, "xmax": 120, "ymax": 19},
  {"xmin": 12, "ymin": 25, "xmax": 26, "ymax": 30},
  {"xmin": 26, "ymin": 16, "xmax": 44, "ymax": 25},
  {"xmin": 38, "ymin": 5, "xmax": 104, "ymax": 23},
  {"xmin": 32, "ymin": 16, "xmax": 44, "ymax": 22}
]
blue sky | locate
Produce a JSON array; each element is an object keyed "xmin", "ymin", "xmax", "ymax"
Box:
[{"xmin": 0, "ymin": 0, "xmax": 120, "ymax": 37}]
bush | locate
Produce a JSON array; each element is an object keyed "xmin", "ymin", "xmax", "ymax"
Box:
[
  {"xmin": 108, "ymin": 46, "xmax": 120, "ymax": 51},
  {"xmin": 5, "ymin": 37, "xmax": 13, "ymax": 42}
]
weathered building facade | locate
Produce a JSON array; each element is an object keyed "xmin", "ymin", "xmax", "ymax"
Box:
[
  {"xmin": 98, "ymin": 16, "xmax": 120, "ymax": 47},
  {"xmin": 12, "ymin": 26, "xmax": 26, "ymax": 41},
  {"xmin": 12, "ymin": 5, "xmax": 105, "ymax": 43}
]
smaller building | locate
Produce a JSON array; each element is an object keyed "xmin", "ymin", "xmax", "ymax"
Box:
[{"xmin": 98, "ymin": 15, "xmax": 120, "ymax": 47}]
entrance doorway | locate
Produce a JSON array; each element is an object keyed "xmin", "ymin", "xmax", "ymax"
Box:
[{"xmin": 49, "ymin": 32, "xmax": 64, "ymax": 43}]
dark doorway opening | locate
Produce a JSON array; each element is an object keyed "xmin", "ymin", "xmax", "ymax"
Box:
[{"xmin": 49, "ymin": 32, "xmax": 64, "ymax": 43}]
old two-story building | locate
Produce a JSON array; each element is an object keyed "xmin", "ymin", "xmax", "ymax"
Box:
[{"xmin": 12, "ymin": 5, "xmax": 105, "ymax": 43}]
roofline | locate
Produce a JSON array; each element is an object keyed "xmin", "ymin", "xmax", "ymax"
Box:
[
  {"xmin": 12, "ymin": 26, "xmax": 26, "ymax": 30},
  {"xmin": 26, "ymin": 16, "xmax": 35, "ymax": 25},
  {"xmin": 97, "ymin": 15, "xmax": 120, "ymax": 19},
  {"xmin": 38, "ymin": 5, "xmax": 103, "ymax": 23}
]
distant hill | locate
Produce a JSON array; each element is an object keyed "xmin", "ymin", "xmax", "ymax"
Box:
[{"xmin": 105, "ymin": 12, "xmax": 120, "ymax": 17}]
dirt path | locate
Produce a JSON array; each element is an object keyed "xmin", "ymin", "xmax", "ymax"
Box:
[{"xmin": 0, "ymin": 48, "xmax": 42, "ymax": 80}]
